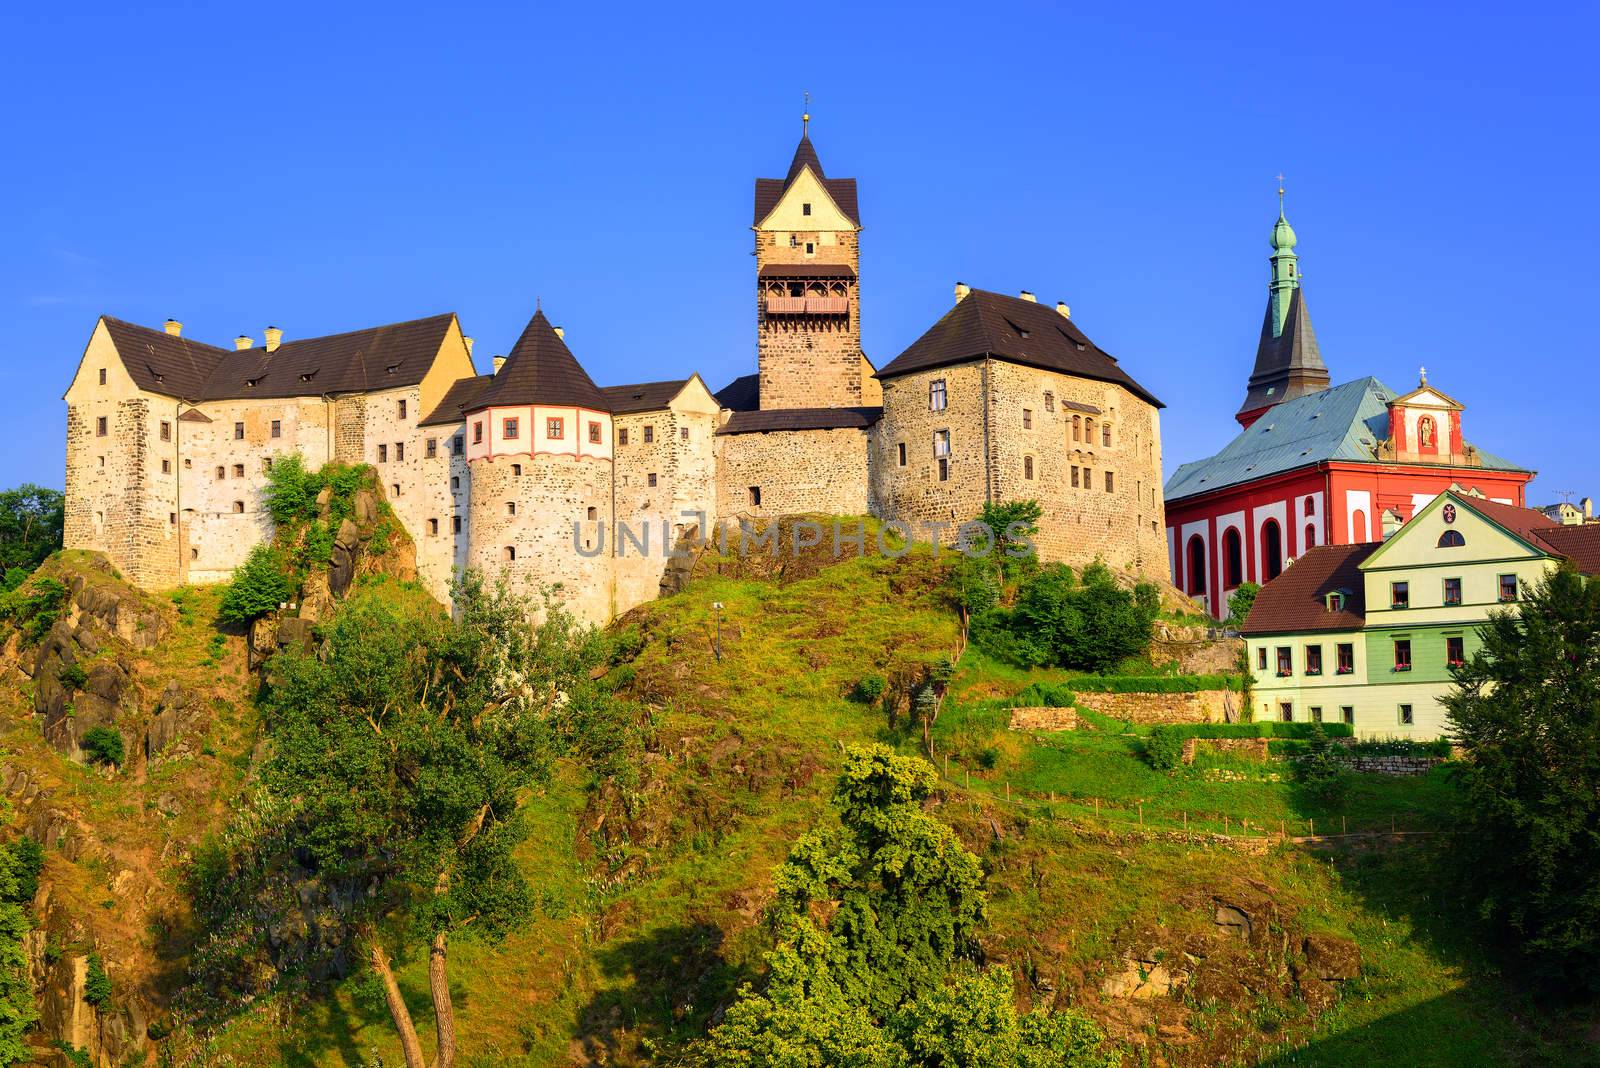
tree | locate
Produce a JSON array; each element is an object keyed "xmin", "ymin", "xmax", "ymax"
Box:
[
  {"xmin": 0, "ymin": 839, "xmax": 38, "ymax": 1064},
  {"xmin": 1226, "ymin": 582, "xmax": 1260, "ymax": 628},
  {"xmin": 216, "ymin": 543, "xmax": 293, "ymax": 627},
  {"xmin": 1445, "ymin": 567, "xmax": 1600, "ymax": 991},
  {"xmin": 0, "ymin": 485, "xmax": 64, "ymax": 576},
  {"xmin": 696, "ymin": 745, "xmax": 1115, "ymax": 1067},
  {"xmin": 262, "ymin": 452, "xmax": 319, "ymax": 527},
  {"xmin": 997, "ymin": 563, "xmax": 1157, "ymax": 673},
  {"xmin": 255, "ymin": 572, "xmax": 612, "ymax": 1067}
]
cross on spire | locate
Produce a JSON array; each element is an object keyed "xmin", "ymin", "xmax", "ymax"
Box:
[
  {"xmin": 802, "ymin": 91, "xmax": 811, "ymax": 136},
  {"xmin": 1276, "ymin": 172, "xmax": 1286, "ymax": 214}
]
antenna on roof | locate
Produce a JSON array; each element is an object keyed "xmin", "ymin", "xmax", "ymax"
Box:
[{"xmin": 802, "ymin": 91, "xmax": 810, "ymax": 136}]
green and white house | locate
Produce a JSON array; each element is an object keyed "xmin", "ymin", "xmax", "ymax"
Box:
[{"xmin": 1240, "ymin": 490, "xmax": 1600, "ymax": 739}]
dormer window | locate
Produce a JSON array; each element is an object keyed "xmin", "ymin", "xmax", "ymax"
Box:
[
  {"xmin": 245, "ymin": 378, "xmax": 259, "ymax": 388},
  {"xmin": 1326, "ymin": 591, "xmax": 1346, "ymax": 612},
  {"xmin": 300, "ymin": 371, "xmax": 316, "ymax": 382},
  {"xmin": 386, "ymin": 364, "xmax": 399, "ymax": 374}
]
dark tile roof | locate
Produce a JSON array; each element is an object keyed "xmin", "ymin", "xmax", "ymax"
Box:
[
  {"xmin": 419, "ymin": 374, "xmax": 494, "ymax": 427},
  {"xmin": 1534, "ymin": 524, "xmax": 1600, "ymax": 576},
  {"xmin": 601, "ymin": 379, "xmax": 689, "ymax": 414},
  {"xmin": 714, "ymin": 373, "xmax": 760, "ymax": 412},
  {"xmin": 468, "ymin": 310, "xmax": 609, "ymax": 413},
  {"xmin": 753, "ymin": 134, "xmax": 861, "ymax": 226},
  {"xmin": 1240, "ymin": 542, "xmax": 1380, "ymax": 636},
  {"xmin": 197, "ymin": 313, "xmax": 458, "ymax": 400},
  {"xmin": 757, "ymin": 262, "xmax": 856, "ymax": 278},
  {"xmin": 1238, "ymin": 288, "xmax": 1329, "ymax": 420},
  {"xmin": 718, "ymin": 406, "xmax": 881, "ymax": 435},
  {"xmin": 100, "ymin": 317, "xmax": 227, "ymax": 399},
  {"xmin": 1465, "ymin": 496, "xmax": 1562, "ymax": 546},
  {"xmin": 875, "ymin": 289, "xmax": 1162, "ymax": 407}
]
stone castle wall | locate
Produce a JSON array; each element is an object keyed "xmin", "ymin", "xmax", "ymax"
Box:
[
  {"xmin": 870, "ymin": 362, "xmax": 991, "ymax": 537},
  {"xmin": 612, "ymin": 400, "xmax": 719, "ymax": 615},
  {"xmin": 715, "ymin": 427, "xmax": 870, "ymax": 520},
  {"xmin": 756, "ymin": 229, "xmax": 862, "ymax": 410}
]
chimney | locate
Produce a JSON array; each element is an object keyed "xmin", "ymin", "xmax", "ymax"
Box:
[
  {"xmin": 463, "ymin": 336, "xmax": 475, "ymax": 357},
  {"xmin": 492, "ymin": 355, "xmax": 506, "ymax": 374},
  {"xmin": 234, "ymin": 335, "xmax": 254, "ymax": 351},
  {"xmin": 163, "ymin": 319, "xmax": 182, "ymax": 337},
  {"xmin": 1055, "ymin": 301, "xmax": 1071, "ymax": 319},
  {"xmin": 553, "ymin": 326, "xmax": 565, "ymax": 340},
  {"xmin": 264, "ymin": 326, "xmax": 283, "ymax": 353},
  {"xmin": 1585, "ymin": 497, "xmax": 1594, "ymax": 519},
  {"xmin": 954, "ymin": 282, "xmax": 971, "ymax": 302},
  {"xmin": 1019, "ymin": 290, "xmax": 1037, "ymax": 303}
]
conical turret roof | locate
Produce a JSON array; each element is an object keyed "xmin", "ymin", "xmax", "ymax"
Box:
[{"xmin": 470, "ymin": 310, "xmax": 609, "ymax": 412}]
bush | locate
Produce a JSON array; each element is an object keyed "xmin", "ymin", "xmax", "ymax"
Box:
[
  {"xmin": 83, "ymin": 953, "xmax": 112, "ymax": 1008},
  {"xmin": 1010, "ymin": 681, "xmax": 1076, "ymax": 708},
  {"xmin": 1292, "ymin": 725, "xmax": 1351, "ymax": 807},
  {"xmin": 217, "ymin": 543, "xmax": 293, "ymax": 627},
  {"xmin": 80, "ymin": 726, "xmax": 125, "ymax": 767},
  {"xmin": 852, "ymin": 675, "xmax": 886, "ymax": 703},
  {"xmin": 980, "ymin": 562, "xmax": 1159, "ymax": 673},
  {"xmin": 0, "ymin": 576, "xmax": 68, "ymax": 645},
  {"xmin": 1145, "ymin": 725, "xmax": 1184, "ymax": 771},
  {"xmin": 57, "ymin": 663, "xmax": 87, "ymax": 690},
  {"xmin": 1226, "ymin": 582, "xmax": 1260, "ymax": 627},
  {"xmin": 263, "ymin": 452, "xmax": 320, "ymax": 527}
]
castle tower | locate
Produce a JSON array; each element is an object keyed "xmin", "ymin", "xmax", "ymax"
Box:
[
  {"xmin": 1236, "ymin": 187, "xmax": 1329, "ymax": 428},
  {"xmin": 752, "ymin": 112, "xmax": 865, "ymax": 410},
  {"xmin": 461, "ymin": 310, "xmax": 614, "ymax": 623}
]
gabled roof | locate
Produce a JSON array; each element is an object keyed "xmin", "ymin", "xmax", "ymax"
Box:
[
  {"xmin": 199, "ymin": 313, "xmax": 458, "ymax": 400},
  {"xmin": 1389, "ymin": 380, "xmax": 1463, "ymax": 409},
  {"xmin": 98, "ymin": 313, "xmax": 459, "ymax": 402},
  {"xmin": 874, "ymin": 289, "xmax": 1162, "ymax": 407},
  {"xmin": 468, "ymin": 310, "xmax": 608, "ymax": 413},
  {"xmin": 1534, "ymin": 524, "xmax": 1600, "ymax": 576},
  {"xmin": 1463, "ymin": 496, "xmax": 1562, "ymax": 546},
  {"xmin": 100, "ymin": 317, "xmax": 227, "ymax": 399},
  {"xmin": 714, "ymin": 373, "xmax": 760, "ymax": 412},
  {"xmin": 1238, "ymin": 287, "xmax": 1329, "ymax": 419},
  {"xmin": 753, "ymin": 134, "xmax": 861, "ymax": 226},
  {"xmin": 718, "ymin": 407, "xmax": 881, "ymax": 435},
  {"xmin": 1166, "ymin": 377, "xmax": 1529, "ymax": 504},
  {"xmin": 1240, "ymin": 542, "xmax": 1380, "ymax": 635},
  {"xmin": 601, "ymin": 379, "xmax": 692, "ymax": 414},
  {"xmin": 419, "ymin": 373, "xmax": 494, "ymax": 427}
]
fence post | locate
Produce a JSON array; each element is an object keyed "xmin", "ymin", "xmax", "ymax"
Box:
[
  {"xmin": 1342, "ymin": 815, "xmax": 1347, "ymax": 835},
  {"xmin": 1280, "ymin": 819, "xmax": 1285, "ymax": 839},
  {"xmin": 1183, "ymin": 811, "xmax": 1187, "ymax": 832},
  {"xmin": 1224, "ymin": 815, "xmax": 1229, "ymax": 835},
  {"xmin": 1006, "ymin": 781, "xmax": 1011, "ymax": 802},
  {"xmin": 1310, "ymin": 817, "xmax": 1315, "ymax": 837},
  {"xmin": 1138, "ymin": 803, "xmax": 1143, "ymax": 827}
]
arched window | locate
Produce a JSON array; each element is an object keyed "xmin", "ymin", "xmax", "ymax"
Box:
[
  {"xmin": 1072, "ymin": 415, "xmax": 1081, "ymax": 442},
  {"xmin": 1186, "ymin": 535, "xmax": 1207, "ymax": 595},
  {"xmin": 1222, "ymin": 528, "xmax": 1243, "ymax": 588},
  {"xmin": 1304, "ymin": 496, "xmax": 1316, "ymax": 515},
  {"xmin": 1024, "ymin": 456, "xmax": 1034, "ymax": 480},
  {"xmin": 504, "ymin": 546, "xmax": 516, "ymax": 562},
  {"xmin": 1304, "ymin": 524, "xmax": 1316, "ymax": 549},
  {"xmin": 1085, "ymin": 417, "xmax": 1096, "ymax": 443},
  {"xmin": 1262, "ymin": 519, "xmax": 1284, "ymax": 580},
  {"xmin": 1437, "ymin": 530, "xmax": 1465, "ymax": 548},
  {"xmin": 1353, "ymin": 510, "xmax": 1369, "ymax": 542}
]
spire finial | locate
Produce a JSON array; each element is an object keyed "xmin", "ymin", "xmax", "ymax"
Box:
[
  {"xmin": 802, "ymin": 91, "xmax": 810, "ymax": 136},
  {"xmin": 1420, "ymin": 365, "xmax": 1427, "ymax": 386},
  {"xmin": 535, "ymin": 295, "xmax": 541, "ymax": 313},
  {"xmin": 1276, "ymin": 172, "xmax": 1286, "ymax": 216}
]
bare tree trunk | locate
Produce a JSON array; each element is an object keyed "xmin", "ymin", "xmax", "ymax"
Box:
[
  {"xmin": 430, "ymin": 931, "xmax": 458, "ymax": 1068},
  {"xmin": 370, "ymin": 937, "xmax": 428, "ymax": 1068}
]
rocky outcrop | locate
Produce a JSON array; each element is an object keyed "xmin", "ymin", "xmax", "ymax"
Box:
[
  {"xmin": 30, "ymin": 606, "xmax": 138, "ymax": 764},
  {"xmin": 143, "ymin": 682, "xmax": 208, "ymax": 765}
]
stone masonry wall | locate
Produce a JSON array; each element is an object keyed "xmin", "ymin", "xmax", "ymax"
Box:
[
  {"xmin": 756, "ymin": 229, "xmax": 862, "ymax": 410},
  {"xmin": 1074, "ymin": 689, "xmax": 1238, "ymax": 725},
  {"xmin": 871, "ymin": 362, "xmax": 990, "ymax": 537},
  {"xmin": 1008, "ymin": 706, "xmax": 1079, "ymax": 731},
  {"xmin": 612, "ymin": 401, "xmax": 719, "ymax": 615},
  {"xmin": 715, "ymin": 427, "xmax": 870, "ymax": 520},
  {"xmin": 467, "ymin": 452, "xmax": 613, "ymax": 625}
]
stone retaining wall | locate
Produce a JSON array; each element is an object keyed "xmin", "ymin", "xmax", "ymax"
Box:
[
  {"xmin": 1346, "ymin": 755, "xmax": 1442, "ymax": 776},
  {"xmin": 1074, "ymin": 688, "xmax": 1238, "ymax": 725},
  {"xmin": 1008, "ymin": 706, "xmax": 1078, "ymax": 732},
  {"xmin": 1182, "ymin": 737, "xmax": 1270, "ymax": 764}
]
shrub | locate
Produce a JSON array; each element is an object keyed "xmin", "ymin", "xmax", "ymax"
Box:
[
  {"xmin": 1145, "ymin": 725, "xmax": 1184, "ymax": 771},
  {"xmin": 852, "ymin": 675, "xmax": 886, "ymax": 703},
  {"xmin": 0, "ymin": 568, "xmax": 26, "ymax": 593},
  {"xmin": 1292, "ymin": 724, "xmax": 1350, "ymax": 807},
  {"xmin": 4, "ymin": 838, "xmax": 43, "ymax": 905},
  {"xmin": 262, "ymin": 452, "xmax": 320, "ymax": 527},
  {"xmin": 1226, "ymin": 582, "xmax": 1260, "ymax": 627},
  {"xmin": 979, "ymin": 562, "xmax": 1159, "ymax": 672},
  {"xmin": 0, "ymin": 576, "xmax": 68, "ymax": 645},
  {"xmin": 83, "ymin": 953, "xmax": 112, "ymax": 1008},
  {"xmin": 217, "ymin": 543, "xmax": 293, "ymax": 627},
  {"xmin": 57, "ymin": 663, "xmax": 87, "ymax": 691},
  {"xmin": 1010, "ymin": 681, "xmax": 1076, "ymax": 708},
  {"xmin": 80, "ymin": 726, "xmax": 125, "ymax": 767}
]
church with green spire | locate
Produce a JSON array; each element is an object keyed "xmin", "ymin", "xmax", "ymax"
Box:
[{"xmin": 1236, "ymin": 189, "xmax": 1329, "ymax": 428}]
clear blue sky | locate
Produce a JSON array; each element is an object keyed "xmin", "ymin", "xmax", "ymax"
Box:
[{"xmin": 3, "ymin": 2, "xmax": 1594, "ymax": 503}]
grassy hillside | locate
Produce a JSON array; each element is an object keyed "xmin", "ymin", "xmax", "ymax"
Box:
[{"xmin": 3, "ymin": 543, "xmax": 1589, "ymax": 1066}]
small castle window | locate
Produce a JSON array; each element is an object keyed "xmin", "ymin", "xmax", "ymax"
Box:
[
  {"xmin": 215, "ymin": 465, "xmax": 225, "ymax": 480},
  {"xmin": 1022, "ymin": 408, "xmax": 1032, "ymax": 429},
  {"xmin": 1085, "ymin": 417, "xmax": 1095, "ymax": 441},
  {"xmin": 184, "ymin": 458, "xmax": 191, "ymax": 468},
  {"xmin": 587, "ymin": 507, "xmax": 598, "ymax": 521},
  {"xmin": 507, "ymin": 501, "xmax": 516, "ymax": 515},
  {"xmin": 233, "ymin": 463, "xmax": 244, "ymax": 478},
  {"xmin": 264, "ymin": 458, "xmax": 273, "ymax": 472},
  {"xmin": 590, "ymin": 422, "xmax": 603, "ymax": 444},
  {"xmin": 395, "ymin": 442, "xmax": 404, "ymax": 462},
  {"xmin": 1071, "ymin": 466, "xmax": 1080, "ymax": 488},
  {"xmin": 643, "ymin": 425, "xmax": 654, "ymax": 444},
  {"xmin": 271, "ymin": 419, "xmax": 282, "ymax": 438},
  {"xmin": 378, "ymin": 444, "xmax": 388, "ymax": 463},
  {"xmin": 169, "ymin": 512, "xmax": 176, "ymax": 525},
  {"xmin": 618, "ymin": 428, "xmax": 629, "ymax": 446},
  {"xmin": 391, "ymin": 484, "xmax": 400, "ymax": 498},
  {"xmin": 99, "ymin": 455, "xmax": 105, "ymax": 468},
  {"xmin": 452, "ymin": 516, "xmax": 462, "ymax": 534},
  {"xmin": 398, "ymin": 399, "xmax": 407, "ymax": 419},
  {"xmin": 98, "ymin": 368, "xmax": 107, "ymax": 385},
  {"xmin": 95, "ymin": 511, "xmax": 103, "ymax": 526},
  {"xmin": 929, "ymin": 380, "xmax": 947, "ymax": 412},
  {"xmin": 1105, "ymin": 471, "xmax": 1114, "ymax": 493},
  {"xmin": 933, "ymin": 429, "xmax": 950, "ymax": 457},
  {"xmin": 648, "ymin": 473, "xmax": 658, "ymax": 488},
  {"xmin": 804, "ymin": 242, "xmax": 814, "ymax": 255},
  {"xmin": 1044, "ymin": 392, "xmax": 1054, "ymax": 412},
  {"xmin": 802, "ymin": 202, "xmax": 812, "ymax": 216},
  {"xmin": 453, "ymin": 436, "xmax": 464, "ymax": 455},
  {"xmin": 897, "ymin": 442, "xmax": 906, "ymax": 466},
  {"xmin": 428, "ymin": 518, "xmax": 439, "ymax": 535},
  {"xmin": 426, "ymin": 438, "xmax": 437, "ymax": 458},
  {"xmin": 938, "ymin": 458, "xmax": 949, "ymax": 482},
  {"xmin": 1072, "ymin": 415, "xmax": 1081, "ymax": 442},
  {"xmin": 161, "ymin": 459, "xmax": 171, "ymax": 474},
  {"xmin": 512, "ymin": 463, "xmax": 522, "ymax": 476},
  {"xmin": 451, "ymin": 476, "xmax": 460, "ymax": 490},
  {"xmin": 679, "ymin": 426, "xmax": 689, "ymax": 442},
  {"xmin": 749, "ymin": 486, "xmax": 762, "ymax": 507},
  {"xmin": 504, "ymin": 417, "xmax": 520, "ymax": 440},
  {"xmin": 473, "ymin": 422, "xmax": 484, "ymax": 444},
  {"xmin": 504, "ymin": 546, "xmax": 515, "ymax": 561},
  {"xmin": 190, "ymin": 547, "xmax": 199, "ymax": 560},
  {"xmin": 160, "ymin": 420, "xmax": 171, "ymax": 442},
  {"xmin": 233, "ymin": 500, "xmax": 244, "ymax": 513},
  {"xmin": 234, "ymin": 422, "xmax": 244, "ymax": 440},
  {"xmin": 1102, "ymin": 424, "xmax": 1112, "ymax": 448},
  {"xmin": 96, "ymin": 416, "xmax": 107, "ymax": 437},
  {"xmin": 1024, "ymin": 456, "xmax": 1034, "ymax": 480}
]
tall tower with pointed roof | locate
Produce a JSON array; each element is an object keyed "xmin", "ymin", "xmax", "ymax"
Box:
[
  {"xmin": 751, "ymin": 115, "xmax": 866, "ymax": 410},
  {"xmin": 1236, "ymin": 191, "xmax": 1330, "ymax": 428}
]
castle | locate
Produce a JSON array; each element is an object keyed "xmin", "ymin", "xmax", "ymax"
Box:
[{"xmin": 61, "ymin": 119, "xmax": 1169, "ymax": 623}]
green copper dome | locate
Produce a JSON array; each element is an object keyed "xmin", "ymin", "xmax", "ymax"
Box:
[{"xmin": 1272, "ymin": 211, "xmax": 1298, "ymax": 251}]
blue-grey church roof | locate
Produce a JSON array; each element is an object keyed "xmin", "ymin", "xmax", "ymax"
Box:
[{"xmin": 1165, "ymin": 377, "xmax": 1525, "ymax": 503}]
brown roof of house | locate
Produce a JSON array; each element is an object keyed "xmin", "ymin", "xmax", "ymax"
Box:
[
  {"xmin": 468, "ymin": 310, "xmax": 609, "ymax": 413},
  {"xmin": 714, "ymin": 373, "xmax": 760, "ymax": 412},
  {"xmin": 1239, "ymin": 542, "xmax": 1380, "ymax": 635},
  {"xmin": 419, "ymin": 374, "xmax": 494, "ymax": 427},
  {"xmin": 753, "ymin": 134, "xmax": 861, "ymax": 226},
  {"xmin": 100, "ymin": 313, "xmax": 459, "ymax": 402},
  {"xmin": 874, "ymin": 289, "xmax": 1163, "ymax": 407},
  {"xmin": 718, "ymin": 406, "xmax": 881, "ymax": 435},
  {"xmin": 1534, "ymin": 524, "xmax": 1600, "ymax": 576},
  {"xmin": 101, "ymin": 317, "xmax": 228, "ymax": 399},
  {"xmin": 757, "ymin": 262, "xmax": 856, "ymax": 279},
  {"xmin": 1465, "ymin": 496, "xmax": 1562, "ymax": 546},
  {"xmin": 601, "ymin": 379, "xmax": 689, "ymax": 414}
]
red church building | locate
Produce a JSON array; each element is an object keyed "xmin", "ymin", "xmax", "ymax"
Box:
[{"xmin": 1163, "ymin": 198, "xmax": 1533, "ymax": 618}]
